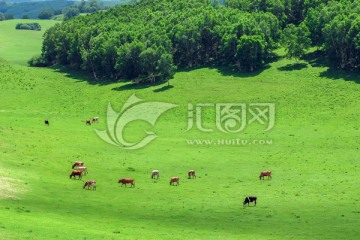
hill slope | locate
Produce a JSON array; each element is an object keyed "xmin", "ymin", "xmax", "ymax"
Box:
[
  {"xmin": 0, "ymin": 19, "xmax": 57, "ymax": 65},
  {"xmin": 1, "ymin": 51, "xmax": 360, "ymax": 238},
  {"xmin": 1, "ymin": 5, "xmax": 360, "ymax": 239}
]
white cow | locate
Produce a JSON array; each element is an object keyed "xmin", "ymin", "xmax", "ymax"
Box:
[
  {"xmin": 151, "ymin": 170, "xmax": 160, "ymax": 179},
  {"xmin": 92, "ymin": 117, "xmax": 99, "ymax": 123}
]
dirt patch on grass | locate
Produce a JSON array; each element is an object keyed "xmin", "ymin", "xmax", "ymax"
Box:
[{"xmin": 0, "ymin": 177, "xmax": 25, "ymax": 200}]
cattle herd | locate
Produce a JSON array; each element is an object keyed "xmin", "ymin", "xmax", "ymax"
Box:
[
  {"xmin": 69, "ymin": 161, "xmax": 193, "ymax": 189},
  {"xmin": 69, "ymin": 159, "xmax": 272, "ymax": 207},
  {"xmin": 49, "ymin": 117, "xmax": 271, "ymax": 207}
]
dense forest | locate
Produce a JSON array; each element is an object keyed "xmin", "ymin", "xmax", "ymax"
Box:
[{"xmin": 36, "ymin": 0, "xmax": 360, "ymax": 82}]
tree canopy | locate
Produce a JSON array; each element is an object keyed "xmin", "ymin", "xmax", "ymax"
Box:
[
  {"xmin": 305, "ymin": 0, "xmax": 360, "ymax": 69},
  {"xmin": 40, "ymin": 0, "xmax": 281, "ymax": 82},
  {"xmin": 37, "ymin": 0, "xmax": 360, "ymax": 82}
]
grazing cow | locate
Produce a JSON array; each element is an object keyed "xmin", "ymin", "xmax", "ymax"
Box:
[
  {"xmin": 44, "ymin": 120, "xmax": 49, "ymax": 126},
  {"xmin": 170, "ymin": 177, "xmax": 180, "ymax": 186},
  {"xmin": 72, "ymin": 161, "xmax": 84, "ymax": 169},
  {"xmin": 188, "ymin": 170, "xmax": 196, "ymax": 179},
  {"xmin": 151, "ymin": 170, "xmax": 160, "ymax": 179},
  {"xmin": 118, "ymin": 178, "xmax": 135, "ymax": 188},
  {"xmin": 86, "ymin": 119, "xmax": 91, "ymax": 125},
  {"xmin": 70, "ymin": 170, "xmax": 82, "ymax": 180},
  {"xmin": 92, "ymin": 117, "xmax": 99, "ymax": 123},
  {"xmin": 76, "ymin": 166, "xmax": 88, "ymax": 176},
  {"xmin": 243, "ymin": 196, "xmax": 257, "ymax": 207},
  {"xmin": 83, "ymin": 180, "xmax": 96, "ymax": 190},
  {"xmin": 259, "ymin": 170, "xmax": 272, "ymax": 180}
]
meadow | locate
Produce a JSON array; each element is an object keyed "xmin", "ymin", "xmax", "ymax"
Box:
[
  {"xmin": 0, "ymin": 19, "xmax": 58, "ymax": 65},
  {"xmin": 0, "ymin": 19, "xmax": 360, "ymax": 239}
]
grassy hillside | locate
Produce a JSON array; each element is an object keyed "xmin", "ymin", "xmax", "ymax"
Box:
[
  {"xmin": 0, "ymin": 22, "xmax": 360, "ymax": 240},
  {"xmin": 0, "ymin": 19, "xmax": 57, "ymax": 65}
]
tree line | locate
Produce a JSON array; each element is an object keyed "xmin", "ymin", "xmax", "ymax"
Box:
[
  {"xmin": 0, "ymin": 0, "xmax": 119, "ymax": 20},
  {"xmin": 226, "ymin": 0, "xmax": 360, "ymax": 69},
  {"xmin": 38, "ymin": 0, "xmax": 281, "ymax": 82},
  {"xmin": 36, "ymin": 0, "xmax": 360, "ymax": 83}
]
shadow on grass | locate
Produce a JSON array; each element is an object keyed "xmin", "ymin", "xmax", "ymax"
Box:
[
  {"xmin": 302, "ymin": 50, "xmax": 329, "ymax": 68},
  {"xmin": 50, "ymin": 65, "xmax": 122, "ymax": 86},
  {"xmin": 111, "ymin": 80, "xmax": 170, "ymax": 91},
  {"xmin": 303, "ymin": 50, "xmax": 360, "ymax": 84},
  {"xmin": 319, "ymin": 68, "xmax": 360, "ymax": 84},
  {"xmin": 153, "ymin": 84, "xmax": 174, "ymax": 92},
  {"xmin": 277, "ymin": 63, "xmax": 308, "ymax": 71},
  {"xmin": 50, "ymin": 64, "xmax": 176, "ymax": 91},
  {"xmin": 215, "ymin": 64, "xmax": 271, "ymax": 78},
  {"xmin": 176, "ymin": 63, "xmax": 272, "ymax": 78}
]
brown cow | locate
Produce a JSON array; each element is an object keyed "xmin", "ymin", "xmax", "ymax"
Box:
[
  {"xmin": 83, "ymin": 180, "xmax": 96, "ymax": 190},
  {"xmin": 151, "ymin": 170, "xmax": 160, "ymax": 179},
  {"xmin": 72, "ymin": 161, "xmax": 84, "ymax": 169},
  {"xmin": 76, "ymin": 166, "xmax": 88, "ymax": 176},
  {"xmin": 86, "ymin": 119, "xmax": 91, "ymax": 125},
  {"xmin": 170, "ymin": 177, "xmax": 180, "ymax": 186},
  {"xmin": 118, "ymin": 178, "xmax": 135, "ymax": 188},
  {"xmin": 188, "ymin": 170, "xmax": 196, "ymax": 179},
  {"xmin": 259, "ymin": 170, "xmax": 272, "ymax": 180},
  {"xmin": 70, "ymin": 170, "xmax": 82, "ymax": 180}
]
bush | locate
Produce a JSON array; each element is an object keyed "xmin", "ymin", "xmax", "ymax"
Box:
[
  {"xmin": 15, "ymin": 23, "xmax": 41, "ymax": 31},
  {"xmin": 28, "ymin": 55, "xmax": 48, "ymax": 67},
  {"xmin": 21, "ymin": 24, "xmax": 31, "ymax": 30}
]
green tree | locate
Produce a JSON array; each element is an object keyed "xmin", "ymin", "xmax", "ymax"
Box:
[
  {"xmin": 53, "ymin": 9, "xmax": 63, "ymax": 15},
  {"xmin": 115, "ymin": 41, "xmax": 145, "ymax": 80},
  {"xmin": 38, "ymin": 9, "xmax": 53, "ymax": 19},
  {"xmin": 236, "ymin": 35, "xmax": 265, "ymax": 71},
  {"xmin": 323, "ymin": 14, "xmax": 355, "ymax": 69},
  {"xmin": 88, "ymin": 0, "xmax": 101, "ymax": 13},
  {"xmin": 63, "ymin": 6, "xmax": 80, "ymax": 20},
  {"xmin": 282, "ymin": 22, "xmax": 311, "ymax": 61},
  {"xmin": 157, "ymin": 53, "xmax": 175, "ymax": 81},
  {"xmin": 4, "ymin": 13, "xmax": 13, "ymax": 20},
  {"xmin": 79, "ymin": 0, "xmax": 86, "ymax": 13}
]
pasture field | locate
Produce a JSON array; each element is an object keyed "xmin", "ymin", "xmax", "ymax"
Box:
[
  {"xmin": 1, "ymin": 21, "xmax": 360, "ymax": 239},
  {"xmin": 0, "ymin": 19, "xmax": 58, "ymax": 65}
]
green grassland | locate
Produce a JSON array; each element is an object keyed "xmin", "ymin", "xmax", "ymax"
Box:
[
  {"xmin": 0, "ymin": 19, "xmax": 58, "ymax": 65},
  {"xmin": 0, "ymin": 20, "xmax": 360, "ymax": 239}
]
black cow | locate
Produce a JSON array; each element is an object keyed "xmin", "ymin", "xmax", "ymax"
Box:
[
  {"xmin": 44, "ymin": 120, "xmax": 49, "ymax": 126},
  {"xmin": 243, "ymin": 196, "xmax": 257, "ymax": 207}
]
